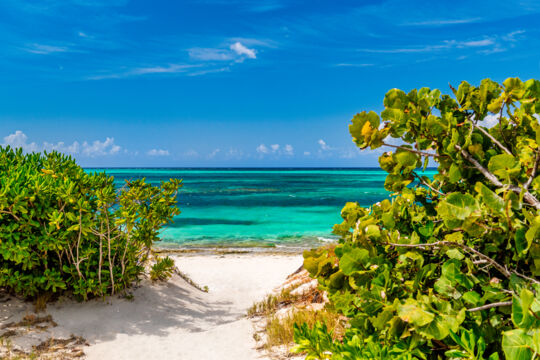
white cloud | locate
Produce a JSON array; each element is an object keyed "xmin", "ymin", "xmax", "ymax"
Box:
[
  {"xmin": 24, "ymin": 43, "xmax": 70, "ymax": 55},
  {"xmin": 147, "ymin": 149, "xmax": 170, "ymax": 156},
  {"xmin": 132, "ymin": 64, "xmax": 195, "ymax": 75},
  {"xmin": 318, "ymin": 139, "xmax": 331, "ymax": 151},
  {"xmin": 189, "ymin": 48, "xmax": 235, "ymax": 61},
  {"xmin": 336, "ymin": 63, "xmax": 374, "ymax": 67},
  {"xmin": 403, "ymin": 18, "xmax": 481, "ymax": 26},
  {"xmin": 256, "ymin": 144, "xmax": 269, "ymax": 154},
  {"xmin": 224, "ymin": 148, "xmax": 243, "ymax": 159},
  {"xmin": 503, "ymin": 30, "xmax": 526, "ymax": 42},
  {"xmin": 3, "ymin": 130, "xmax": 38, "ymax": 152},
  {"xmin": 82, "ymin": 137, "xmax": 121, "ymax": 157},
  {"xmin": 184, "ymin": 149, "xmax": 199, "ymax": 158},
  {"xmin": 189, "ymin": 42, "xmax": 257, "ymax": 64},
  {"xmin": 479, "ymin": 114, "xmax": 500, "ymax": 128},
  {"xmin": 208, "ymin": 148, "xmax": 221, "ymax": 158},
  {"xmin": 257, "ymin": 143, "xmax": 294, "ymax": 156},
  {"xmin": 2, "ymin": 130, "xmax": 121, "ymax": 157},
  {"xmin": 284, "ymin": 144, "xmax": 294, "ymax": 155},
  {"xmin": 88, "ymin": 64, "xmax": 199, "ymax": 80},
  {"xmin": 44, "ymin": 141, "xmax": 80, "ymax": 153},
  {"xmin": 230, "ymin": 42, "xmax": 256, "ymax": 59},
  {"xmin": 304, "ymin": 151, "xmax": 311, "ymax": 156}
]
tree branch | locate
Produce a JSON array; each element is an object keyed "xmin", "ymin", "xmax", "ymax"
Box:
[
  {"xmin": 524, "ymin": 148, "xmax": 540, "ymax": 190},
  {"xmin": 382, "ymin": 143, "xmax": 441, "ymax": 158},
  {"xmin": 0, "ymin": 210, "xmax": 20, "ymax": 221},
  {"xmin": 472, "ymin": 123, "xmax": 512, "ymax": 155},
  {"xmin": 413, "ymin": 172, "xmax": 444, "ymax": 196},
  {"xmin": 467, "ymin": 301, "xmax": 512, "ymax": 312},
  {"xmin": 455, "ymin": 145, "xmax": 540, "ymax": 210},
  {"xmin": 387, "ymin": 241, "xmax": 540, "ymax": 285}
]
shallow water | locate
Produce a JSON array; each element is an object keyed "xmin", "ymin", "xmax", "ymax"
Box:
[{"xmin": 85, "ymin": 168, "xmax": 435, "ymax": 248}]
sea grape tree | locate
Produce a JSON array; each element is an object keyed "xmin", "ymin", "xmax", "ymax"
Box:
[
  {"xmin": 0, "ymin": 148, "xmax": 181, "ymax": 299},
  {"xmin": 295, "ymin": 78, "xmax": 540, "ymax": 359}
]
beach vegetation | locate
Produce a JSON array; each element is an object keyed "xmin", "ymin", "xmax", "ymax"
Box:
[
  {"xmin": 150, "ymin": 256, "xmax": 176, "ymax": 282},
  {"xmin": 0, "ymin": 148, "xmax": 181, "ymax": 300},
  {"xmin": 294, "ymin": 78, "xmax": 540, "ymax": 359}
]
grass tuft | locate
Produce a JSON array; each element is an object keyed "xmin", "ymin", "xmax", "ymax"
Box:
[{"xmin": 264, "ymin": 308, "xmax": 345, "ymax": 350}]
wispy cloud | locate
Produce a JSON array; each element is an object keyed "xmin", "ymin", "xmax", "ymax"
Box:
[
  {"xmin": 335, "ymin": 63, "xmax": 374, "ymax": 67},
  {"xmin": 88, "ymin": 64, "xmax": 200, "ymax": 80},
  {"xmin": 23, "ymin": 43, "xmax": 70, "ymax": 55},
  {"xmin": 318, "ymin": 139, "xmax": 331, "ymax": 151},
  {"xmin": 189, "ymin": 48, "xmax": 235, "ymax": 61},
  {"xmin": 402, "ymin": 18, "xmax": 481, "ymax": 26},
  {"xmin": 358, "ymin": 31, "xmax": 523, "ymax": 56},
  {"xmin": 256, "ymin": 143, "xmax": 293, "ymax": 156},
  {"xmin": 82, "ymin": 137, "xmax": 121, "ymax": 156},
  {"xmin": 189, "ymin": 41, "xmax": 257, "ymax": 62},
  {"xmin": 147, "ymin": 149, "xmax": 170, "ymax": 156}
]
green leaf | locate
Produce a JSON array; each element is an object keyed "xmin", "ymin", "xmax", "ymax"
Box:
[
  {"xmin": 475, "ymin": 182, "xmax": 505, "ymax": 214},
  {"xmin": 488, "ymin": 154, "xmax": 520, "ymax": 180},
  {"xmin": 397, "ymin": 299, "xmax": 435, "ymax": 327},
  {"xmin": 339, "ymin": 248, "xmax": 369, "ymax": 276},
  {"xmin": 502, "ymin": 329, "xmax": 533, "ymax": 360},
  {"xmin": 437, "ymin": 193, "xmax": 479, "ymax": 220}
]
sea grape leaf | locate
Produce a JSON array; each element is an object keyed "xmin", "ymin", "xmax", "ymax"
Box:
[
  {"xmin": 339, "ymin": 248, "xmax": 369, "ymax": 276},
  {"xmin": 397, "ymin": 298, "xmax": 435, "ymax": 327},
  {"xmin": 502, "ymin": 329, "xmax": 533, "ymax": 360},
  {"xmin": 437, "ymin": 193, "xmax": 479, "ymax": 220}
]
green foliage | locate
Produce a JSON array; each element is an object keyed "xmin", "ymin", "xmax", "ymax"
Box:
[
  {"xmin": 0, "ymin": 147, "xmax": 181, "ymax": 299},
  {"xmin": 150, "ymin": 256, "xmax": 176, "ymax": 282},
  {"xmin": 294, "ymin": 78, "xmax": 540, "ymax": 359}
]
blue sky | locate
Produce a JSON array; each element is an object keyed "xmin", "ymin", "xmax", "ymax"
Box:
[{"xmin": 0, "ymin": 0, "xmax": 539, "ymax": 167}]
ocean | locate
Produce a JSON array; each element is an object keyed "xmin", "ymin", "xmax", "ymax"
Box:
[{"xmin": 86, "ymin": 168, "xmax": 430, "ymax": 249}]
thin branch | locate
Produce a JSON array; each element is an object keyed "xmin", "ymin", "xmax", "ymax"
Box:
[
  {"xmin": 524, "ymin": 148, "xmax": 540, "ymax": 190},
  {"xmin": 382, "ymin": 142, "xmax": 441, "ymax": 158},
  {"xmin": 413, "ymin": 172, "xmax": 444, "ymax": 196},
  {"xmin": 467, "ymin": 301, "xmax": 512, "ymax": 312},
  {"xmin": 0, "ymin": 210, "xmax": 20, "ymax": 221},
  {"xmin": 456, "ymin": 145, "xmax": 540, "ymax": 210},
  {"xmin": 387, "ymin": 241, "xmax": 540, "ymax": 285},
  {"xmin": 472, "ymin": 123, "xmax": 512, "ymax": 155}
]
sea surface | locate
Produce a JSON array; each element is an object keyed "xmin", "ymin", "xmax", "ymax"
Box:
[{"xmin": 85, "ymin": 168, "xmax": 428, "ymax": 249}]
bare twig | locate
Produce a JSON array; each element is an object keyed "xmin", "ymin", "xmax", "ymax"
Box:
[
  {"xmin": 472, "ymin": 123, "xmax": 512, "ymax": 155},
  {"xmin": 413, "ymin": 172, "xmax": 444, "ymax": 196},
  {"xmin": 382, "ymin": 143, "xmax": 441, "ymax": 158},
  {"xmin": 455, "ymin": 145, "xmax": 540, "ymax": 210},
  {"xmin": 0, "ymin": 210, "xmax": 20, "ymax": 221},
  {"xmin": 387, "ymin": 241, "xmax": 540, "ymax": 285},
  {"xmin": 524, "ymin": 148, "xmax": 540, "ymax": 190},
  {"xmin": 467, "ymin": 301, "xmax": 512, "ymax": 312}
]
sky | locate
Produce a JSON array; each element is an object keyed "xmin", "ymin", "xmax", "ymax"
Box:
[{"xmin": 0, "ymin": 0, "xmax": 539, "ymax": 167}]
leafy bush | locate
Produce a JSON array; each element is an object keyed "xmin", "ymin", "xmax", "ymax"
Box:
[
  {"xmin": 0, "ymin": 147, "xmax": 181, "ymax": 299},
  {"xmin": 150, "ymin": 256, "xmax": 176, "ymax": 282},
  {"xmin": 295, "ymin": 78, "xmax": 540, "ymax": 359}
]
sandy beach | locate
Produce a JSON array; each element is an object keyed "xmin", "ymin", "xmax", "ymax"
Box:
[{"xmin": 0, "ymin": 253, "xmax": 304, "ymax": 360}]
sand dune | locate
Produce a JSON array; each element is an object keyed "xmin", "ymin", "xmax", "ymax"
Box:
[{"xmin": 1, "ymin": 254, "xmax": 303, "ymax": 360}]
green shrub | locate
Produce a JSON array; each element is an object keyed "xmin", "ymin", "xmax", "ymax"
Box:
[
  {"xmin": 150, "ymin": 256, "xmax": 175, "ymax": 282},
  {"xmin": 0, "ymin": 147, "xmax": 181, "ymax": 299},
  {"xmin": 295, "ymin": 78, "xmax": 540, "ymax": 359}
]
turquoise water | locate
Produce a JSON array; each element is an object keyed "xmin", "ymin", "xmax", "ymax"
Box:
[{"xmin": 86, "ymin": 168, "xmax": 425, "ymax": 248}]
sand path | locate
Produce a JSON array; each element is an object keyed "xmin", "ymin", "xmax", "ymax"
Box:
[{"xmin": 26, "ymin": 253, "xmax": 303, "ymax": 359}]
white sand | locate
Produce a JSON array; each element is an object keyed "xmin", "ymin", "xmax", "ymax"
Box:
[{"xmin": 1, "ymin": 253, "xmax": 303, "ymax": 360}]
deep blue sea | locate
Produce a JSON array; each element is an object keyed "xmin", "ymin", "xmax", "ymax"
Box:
[{"xmin": 85, "ymin": 168, "xmax": 428, "ymax": 248}]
